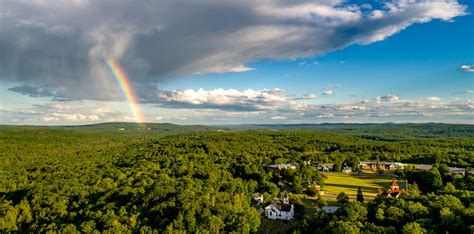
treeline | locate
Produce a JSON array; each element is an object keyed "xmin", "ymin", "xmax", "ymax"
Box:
[
  {"xmin": 0, "ymin": 126, "xmax": 473, "ymax": 232},
  {"xmin": 301, "ymin": 190, "xmax": 473, "ymax": 233}
]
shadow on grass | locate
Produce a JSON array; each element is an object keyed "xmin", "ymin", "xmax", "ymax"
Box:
[{"xmin": 324, "ymin": 183, "xmax": 378, "ymax": 193}]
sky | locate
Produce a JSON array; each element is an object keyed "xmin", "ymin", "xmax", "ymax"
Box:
[{"xmin": 0, "ymin": 0, "xmax": 473, "ymax": 125}]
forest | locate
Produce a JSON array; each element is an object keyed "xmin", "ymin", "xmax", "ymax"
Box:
[{"xmin": 0, "ymin": 123, "xmax": 473, "ymax": 233}]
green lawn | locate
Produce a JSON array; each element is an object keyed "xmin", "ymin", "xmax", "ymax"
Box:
[{"xmin": 323, "ymin": 172, "xmax": 399, "ymax": 198}]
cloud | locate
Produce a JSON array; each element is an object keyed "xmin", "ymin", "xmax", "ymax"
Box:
[
  {"xmin": 322, "ymin": 90, "xmax": 334, "ymax": 96},
  {"xmin": 0, "ymin": 101, "xmax": 136, "ymax": 124},
  {"xmin": 424, "ymin": 96, "xmax": 442, "ymax": 101},
  {"xmin": 459, "ymin": 65, "xmax": 474, "ymax": 72},
  {"xmin": 0, "ymin": 0, "xmax": 467, "ymax": 102},
  {"xmin": 292, "ymin": 93, "xmax": 318, "ymax": 100},
  {"xmin": 8, "ymin": 85, "xmax": 75, "ymax": 101},
  {"xmin": 321, "ymin": 84, "xmax": 340, "ymax": 96},
  {"xmin": 271, "ymin": 116, "xmax": 287, "ymax": 120},
  {"xmin": 153, "ymin": 88, "xmax": 303, "ymax": 111},
  {"xmin": 2, "ymin": 90, "xmax": 473, "ymax": 124},
  {"xmin": 375, "ymin": 95, "xmax": 400, "ymax": 103},
  {"xmin": 8, "ymin": 85, "xmax": 55, "ymax": 98}
]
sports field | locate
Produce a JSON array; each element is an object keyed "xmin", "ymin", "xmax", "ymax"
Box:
[{"xmin": 323, "ymin": 172, "xmax": 399, "ymax": 198}]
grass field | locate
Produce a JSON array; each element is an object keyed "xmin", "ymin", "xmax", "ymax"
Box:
[{"xmin": 323, "ymin": 172, "xmax": 400, "ymax": 198}]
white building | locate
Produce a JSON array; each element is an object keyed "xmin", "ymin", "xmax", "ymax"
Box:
[
  {"xmin": 264, "ymin": 194, "xmax": 294, "ymax": 220},
  {"xmin": 264, "ymin": 203, "xmax": 294, "ymax": 220},
  {"xmin": 342, "ymin": 167, "xmax": 352, "ymax": 173}
]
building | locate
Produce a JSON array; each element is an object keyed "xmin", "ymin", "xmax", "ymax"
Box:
[
  {"xmin": 342, "ymin": 167, "xmax": 352, "ymax": 174},
  {"xmin": 307, "ymin": 182, "xmax": 325, "ymax": 195},
  {"xmin": 318, "ymin": 163, "xmax": 334, "ymax": 172},
  {"xmin": 417, "ymin": 165, "xmax": 469, "ymax": 177},
  {"xmin": 359, "ymin": 161, "xmax": 406, "ymax": 171},
  {"xmin": 262, "ymin": 163, "xmax": 297, "ymax": 173},
  {"xmin": 449, "ymin": 167, "xmax": 466, "ymax": 176},
  {"xmin": 378, "ymin": 180, "xmax": 406, "ymax": 198},
  {"xmin": 264, "ymin": 194, "xmax": 294, "ymax": 220}
]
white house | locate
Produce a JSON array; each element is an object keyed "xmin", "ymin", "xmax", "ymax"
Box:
[
  {"xmin": 262, "ymin": 163, "xmax": 297, "ymax": 173},
  {"xmin": 342, "ymin": 167, "xmax": 352, "ymax": 174},
  {"xmin": 318, "ymin": 163, "xmax": 334, "ymax": 172},
  {"xmin": 264, "ymin": 203, "xmax": 294, "ymax": 220},
  {"xmin": 264, "ymin": 194, "xmax": 294, "ymax": 220}
]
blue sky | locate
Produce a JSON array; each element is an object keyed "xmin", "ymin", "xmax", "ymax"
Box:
[
  {"xmin": 0, "ymin": 0, "xmax": 473, "ymax": 125},
  {"xmin": 163, "ymin": 6, "xmax": 473, "ymax": 101}
]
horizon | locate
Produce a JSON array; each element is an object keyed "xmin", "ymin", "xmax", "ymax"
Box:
[
  {"xmin": 1, "ymin": 0, "xmax": 473, "ymax": 125},
  {"xmin": 3, "ymin": 121, "xmax": 473, "ymax": 127}
]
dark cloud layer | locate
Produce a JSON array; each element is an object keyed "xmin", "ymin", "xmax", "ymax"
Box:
[{"xmin": 1, "ymin": 0, "xmax": 467, "ymax": 102}]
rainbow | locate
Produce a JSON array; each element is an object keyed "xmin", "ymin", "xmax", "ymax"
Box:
[{"xmin": 105, "ymin": 59, "xmax": 145, "ymax": 124}]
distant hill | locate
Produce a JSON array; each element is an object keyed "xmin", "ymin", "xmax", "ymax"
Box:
[
  {"xmin": 1, "ymin": 122, "xmax": 473, "ymax": 140},
  {"xmin": 0, "ymin": 122, "xmax": 216, "ymax": 135},
  {"xmin": 216, "ymin": 123, "xmax": 474, "ymax": 140}
]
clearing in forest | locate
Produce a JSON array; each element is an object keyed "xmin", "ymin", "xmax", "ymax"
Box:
[{"xmin": 323, "ymin": 172, "xmax": 398, "ymax": 199}]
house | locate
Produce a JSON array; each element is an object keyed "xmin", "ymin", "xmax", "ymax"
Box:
[
  {"xmin": 342, "ymin": 167, "xmax": 352, "ymax": 174},
  {"xmin": 359, "ymin": 161, "xmax": 378, "ymax": 170},
  {"xmin": 262, "ymin": 163, "xmax": 297, "ymax": 173},
  {"xmin": 307, "ymin": 182, "xmax": 324, "ymax": 195},
  {"xmin": 318, "ymin": 163, "xmax": 334, "ymax": 172},
  {"xmin": 388, "ymin": 163, "xmax": 405, "ymax": 170},
  {"xmin": 416, "ymin": 165, "xmax": 468, "ymax": 177},
  {"xmin": 449, "ymin": 167, "xmax": 466, "ymax": 176},
  {"xmin": 359, "ymin": 161, "xmax": 406, "ymax": 171},
  {"xmin": 378, "ymin": 180, "xmax": 406, "ymax": 198},
  {"xmin": 264, "ymin": 194, "xmax": 294, "ymax": 220}
]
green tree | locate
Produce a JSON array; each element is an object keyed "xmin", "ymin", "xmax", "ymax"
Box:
[
  {"xmin": 401, "ymin": 222, "xmax": 426, "ymax": 234},
  {"xmin": 375, "ymin": 208, "xmax": 384, "ymax": 222},
  {"xmin": 337, "ymin": 192, "xmax": 349, "ymax": 206},
  {"xmin": 443, "ymin": 182, "xmax": 456, "ymax": 194},
  {"xmin": 316, "ymin": 194, "xmax": 327, "ymax": 208},
  {"xmin": 385, "ymin": 206, "xmax": 405, "ymax": 225},
  {"xmin": 346, "ymin": 202, "xmax": 367, "ymax": 222},
  {"xmin": 356, "ymin": 186, "xmax": 364, "ymax": 203},
  {"xmin": 326, "ymin": 221, "xmax": 360, "ymax": 234}
]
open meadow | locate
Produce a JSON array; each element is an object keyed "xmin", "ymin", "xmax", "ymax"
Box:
[{"xmin": 323, "ymin": 172, "xmax": 398, "ymax": 199}]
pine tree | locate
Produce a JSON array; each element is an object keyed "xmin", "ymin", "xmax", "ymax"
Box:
[{"xmin": 356, "ymin": 186, "xmax": 364, "ymax": 203}]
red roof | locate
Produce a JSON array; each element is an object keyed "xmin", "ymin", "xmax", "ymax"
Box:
[
  {"xmin": 378, "ymin": 180, "xmax": 405, "ymax": 197},
  {"xmin": 379, "ymin": 189, "xmax": 405, "ymax": 197}
]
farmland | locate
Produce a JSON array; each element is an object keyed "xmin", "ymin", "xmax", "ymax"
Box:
[{"xmin": 323, "ymin": 172, "xmax": 396, "ymax": 199}]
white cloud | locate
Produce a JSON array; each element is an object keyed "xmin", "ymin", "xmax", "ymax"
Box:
[
  {"xmin": 459, "ymin": 65, "xmax": 474, "ymax": 72},
  {"xmin": 2, "ymin": 92, "xmax": 473, "ymax": 124},
  {"xmin": 293, "ymin": 93, "xmax": 318, "ymax": 100},
  {"xmin": 424, "ymin": 96, "xmax": 442, "ymax": 101},
  {"xmin": 318, "ymin": 113, "xmax": 335, "ymax": 118},
  {"xmin": 322, "ymin": 90, "xmax": 334, "ymax": 96},
  {"xmin": 155, "ymin": 88, "xmax": 311, "ymax": 111}
]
